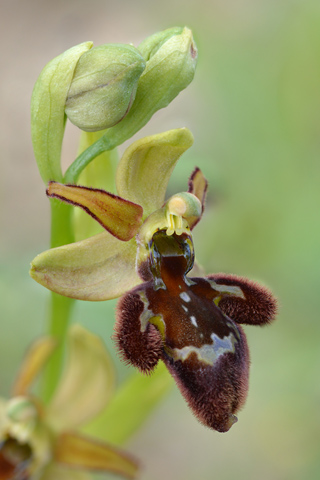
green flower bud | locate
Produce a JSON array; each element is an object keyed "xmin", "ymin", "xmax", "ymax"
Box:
[
  {"xmin": 106, "ymin": 26, "xmax": 198, "ymax": 144},
  {"xmin": 31, "ymin": 42, "xmax": 93, "ymax": 183},
  {"xmin": 65, "ymin": 44, "xmax": 146, "ymax": 132}
]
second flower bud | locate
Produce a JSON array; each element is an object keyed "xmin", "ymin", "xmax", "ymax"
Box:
[{"xmin": 65, "ymin": 44, "xmax": 146, "ymax": 132}]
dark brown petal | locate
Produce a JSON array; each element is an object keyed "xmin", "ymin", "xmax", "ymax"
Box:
[
  {"xmin": 164, "ymin": 325, "xmax": 249, "ymax": 432},
  {"xmin": 47, "ymin": 182, "xmax": 143, "ymax": 241},
  {"xmin": 187, "ymin": 167, "xmax": 208, "ymax": 229},
  {"xmin": 114, "ymin": 289, "xmax": 163, "ymax": 373},
  {"xmin": 209, "ymin": 273, "xmax": 277, "ymax": 326}
]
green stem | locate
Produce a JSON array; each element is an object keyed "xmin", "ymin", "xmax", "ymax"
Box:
[
  {"xmin": 42, "ymin": 199, "xmax": 75, "ymax": 403},
  {"xmin": 64, "ymin": 134, "xmax": 116, "ymax": 184},
  {"xmin": 43, "ymin": 293, "xmax": 75, "ymax": 402}
]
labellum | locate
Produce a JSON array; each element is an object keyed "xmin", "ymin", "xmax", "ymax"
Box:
[
  {"xmin": 115, "ymin": 230, "xmax": 277, "ymax": 432},
  {"xmin": 0, "ymin": 437, "xmax": 32, "ymax": 480}
]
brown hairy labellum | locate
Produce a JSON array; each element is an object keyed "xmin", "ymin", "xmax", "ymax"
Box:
[{"xmin": 114, "ymin": 230, "xmax": 277, "ymax": 432}]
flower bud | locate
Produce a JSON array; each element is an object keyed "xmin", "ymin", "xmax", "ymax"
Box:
[
  {"xmin": 31, "ymin": 42, "xmax": 93, "ymax": 183},
  {"xmin": 107, "ymin": 27, "xmax": 198, "ymax": 144},
  {"xmin": 65, "ymin": 44, "xmax": 146, "ymax": 132},
  {"xmin": 137, "ymin": 26, "xmax": 198, "ymax": 108}
]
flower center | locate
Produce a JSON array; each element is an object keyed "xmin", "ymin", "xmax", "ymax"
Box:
[{"xmin": 139, "ymin": 230, "xmax": 241, "ymax": 365}]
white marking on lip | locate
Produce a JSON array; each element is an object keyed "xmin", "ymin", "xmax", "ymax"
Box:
[
  {"xmin": 190, "ymin": 316, "xmax": 198, "ymax": 327},
  {"xmin": 171, "ymin": 332, "xmax": 237, "ymax": 365},
  {"xmin": 179, "ymin": 292, "xmax": 191, "ymax": 302}
]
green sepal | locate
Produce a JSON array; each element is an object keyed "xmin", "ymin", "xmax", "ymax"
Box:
[
  {"xmin": 30, "ymin": 233, "xmax": 141, "ymax": 301},
  {"xmin": 116, "ymin": 128, "xmax": 194, "ymax": 216}
]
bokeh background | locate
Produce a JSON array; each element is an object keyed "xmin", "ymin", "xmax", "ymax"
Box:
[{"xmin": 1, "ymin": 0, "xmax": 320, "ymax": 479}]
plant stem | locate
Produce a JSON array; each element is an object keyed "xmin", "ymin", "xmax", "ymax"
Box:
[
  {"xmin": 64, "ymin": 134, "xmax": 116, "ymax": 184},
  {"xmin": 42, "ymin": 199, "xmax": 75, "ymax": 402}
]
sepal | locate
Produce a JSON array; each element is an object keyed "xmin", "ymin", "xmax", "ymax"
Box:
[
  {"xmin": 47, "ymin": 325, "xmax": 115, "ymax": 431},
  {"xmin": 116, "ymin": 128, "xmax": 194, "ymax": 215},
  {"xmin": 12, "ymin": 337, "xmax": 56, "ymax": 397},
  {"xmin": 54, "ymin": 432, "xmax": 139, "ymax": 479},
  {"xmin": 30, "ymin": 232, "xmax": 141, "ymax": 301}
]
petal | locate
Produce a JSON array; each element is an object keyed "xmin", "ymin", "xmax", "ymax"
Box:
[
  {"xmin": 163, "ymin": 326, "xmax": 249, "ymax": 432},
  {"xmin": 116, "ymin": 128, "xmax": 194, "ymax": 216},
  {"xmin": 47, "ymin": 325, "xmax": 115, "ymax": 430},
  {"xmin": 47, "ymin": 182, "xmax": 143, "ymax": 241},
  {"xmin": 208, "ymin": 273, "xmax": 278, "ymax": 326},
  {"xmin": 11, "ymin": 337, "xmax": 56, "ymax": 396},
  {"xmin": 40, "ymin": 462, "xmax": 90, "ymax": 480},
  {"xmin": 187, "ymin": 167, "xmax": 208, "ymax": 229},
  {"xmin": 54, "ymin": 433, "xmax": 139, "ymax": 479},
  {"xmin": 30, "ymin": 232, "xmax": 141, "ymax": 301},
  {"xmin": 114, "ymin": 288, "xmax": 164, "ymax": 373}
]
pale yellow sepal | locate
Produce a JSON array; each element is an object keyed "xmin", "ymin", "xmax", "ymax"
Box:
[
  {"xmin": 116, "ymin": 128, "xmax": 194, "ymax": 216},
  {"xmin": 55, "ymin": 432, "xmax": 138, "ymax": 479},
  {"xmin": 31, "ymin": 42, "xmax": 93, "ymax": 183},
  {"xmin": 12, "ymin": 337, "xmax": 56, "ymax": 397},
  {"xmin": 47, "ymin": 325, "xmax": 115, "ymax": 431},
  {"xmin": 40, "ymin": 462, "xmax": 91, "ymax": 480},
  {"xmin": 30, "ymin": 231, "xmax": 141, "ymax": 301}
]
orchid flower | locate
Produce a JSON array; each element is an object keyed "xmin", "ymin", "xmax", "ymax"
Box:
[
  {"xmin": 0, "ymin": 325, "xmax": 138, "ymax": 479},
  {"xmin": 30, "ymin": 128, "xmax": 277, "ymax": 433}
]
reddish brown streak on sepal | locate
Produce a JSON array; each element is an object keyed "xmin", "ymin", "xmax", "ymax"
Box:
[
  {"xmin": 114, "ymin": 291, "xmax": 163, "ymax": 374},
  {"xmin": 209, "ymin": 273, "xmax": 278, "ymax": 326}
]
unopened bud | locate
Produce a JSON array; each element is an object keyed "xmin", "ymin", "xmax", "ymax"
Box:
[
  {"xmin": 107, "ymin": 27, "xmax": 198, "ymax": 144},
  {"xmin": 137, "ymin": 26, "xmax": 198, "ymax": 109},
  {"xmin": 31, "ymin": 42, "xmax": 93, "ymax": 183},
  {"xmin": 65, "ymin": 44, "xmax": 145, "ymax": 132}
]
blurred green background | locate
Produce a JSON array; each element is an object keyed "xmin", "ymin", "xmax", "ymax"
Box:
[{"xmin": 1, "ymin": 0, "xmax": 320, "ymax": 479}]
